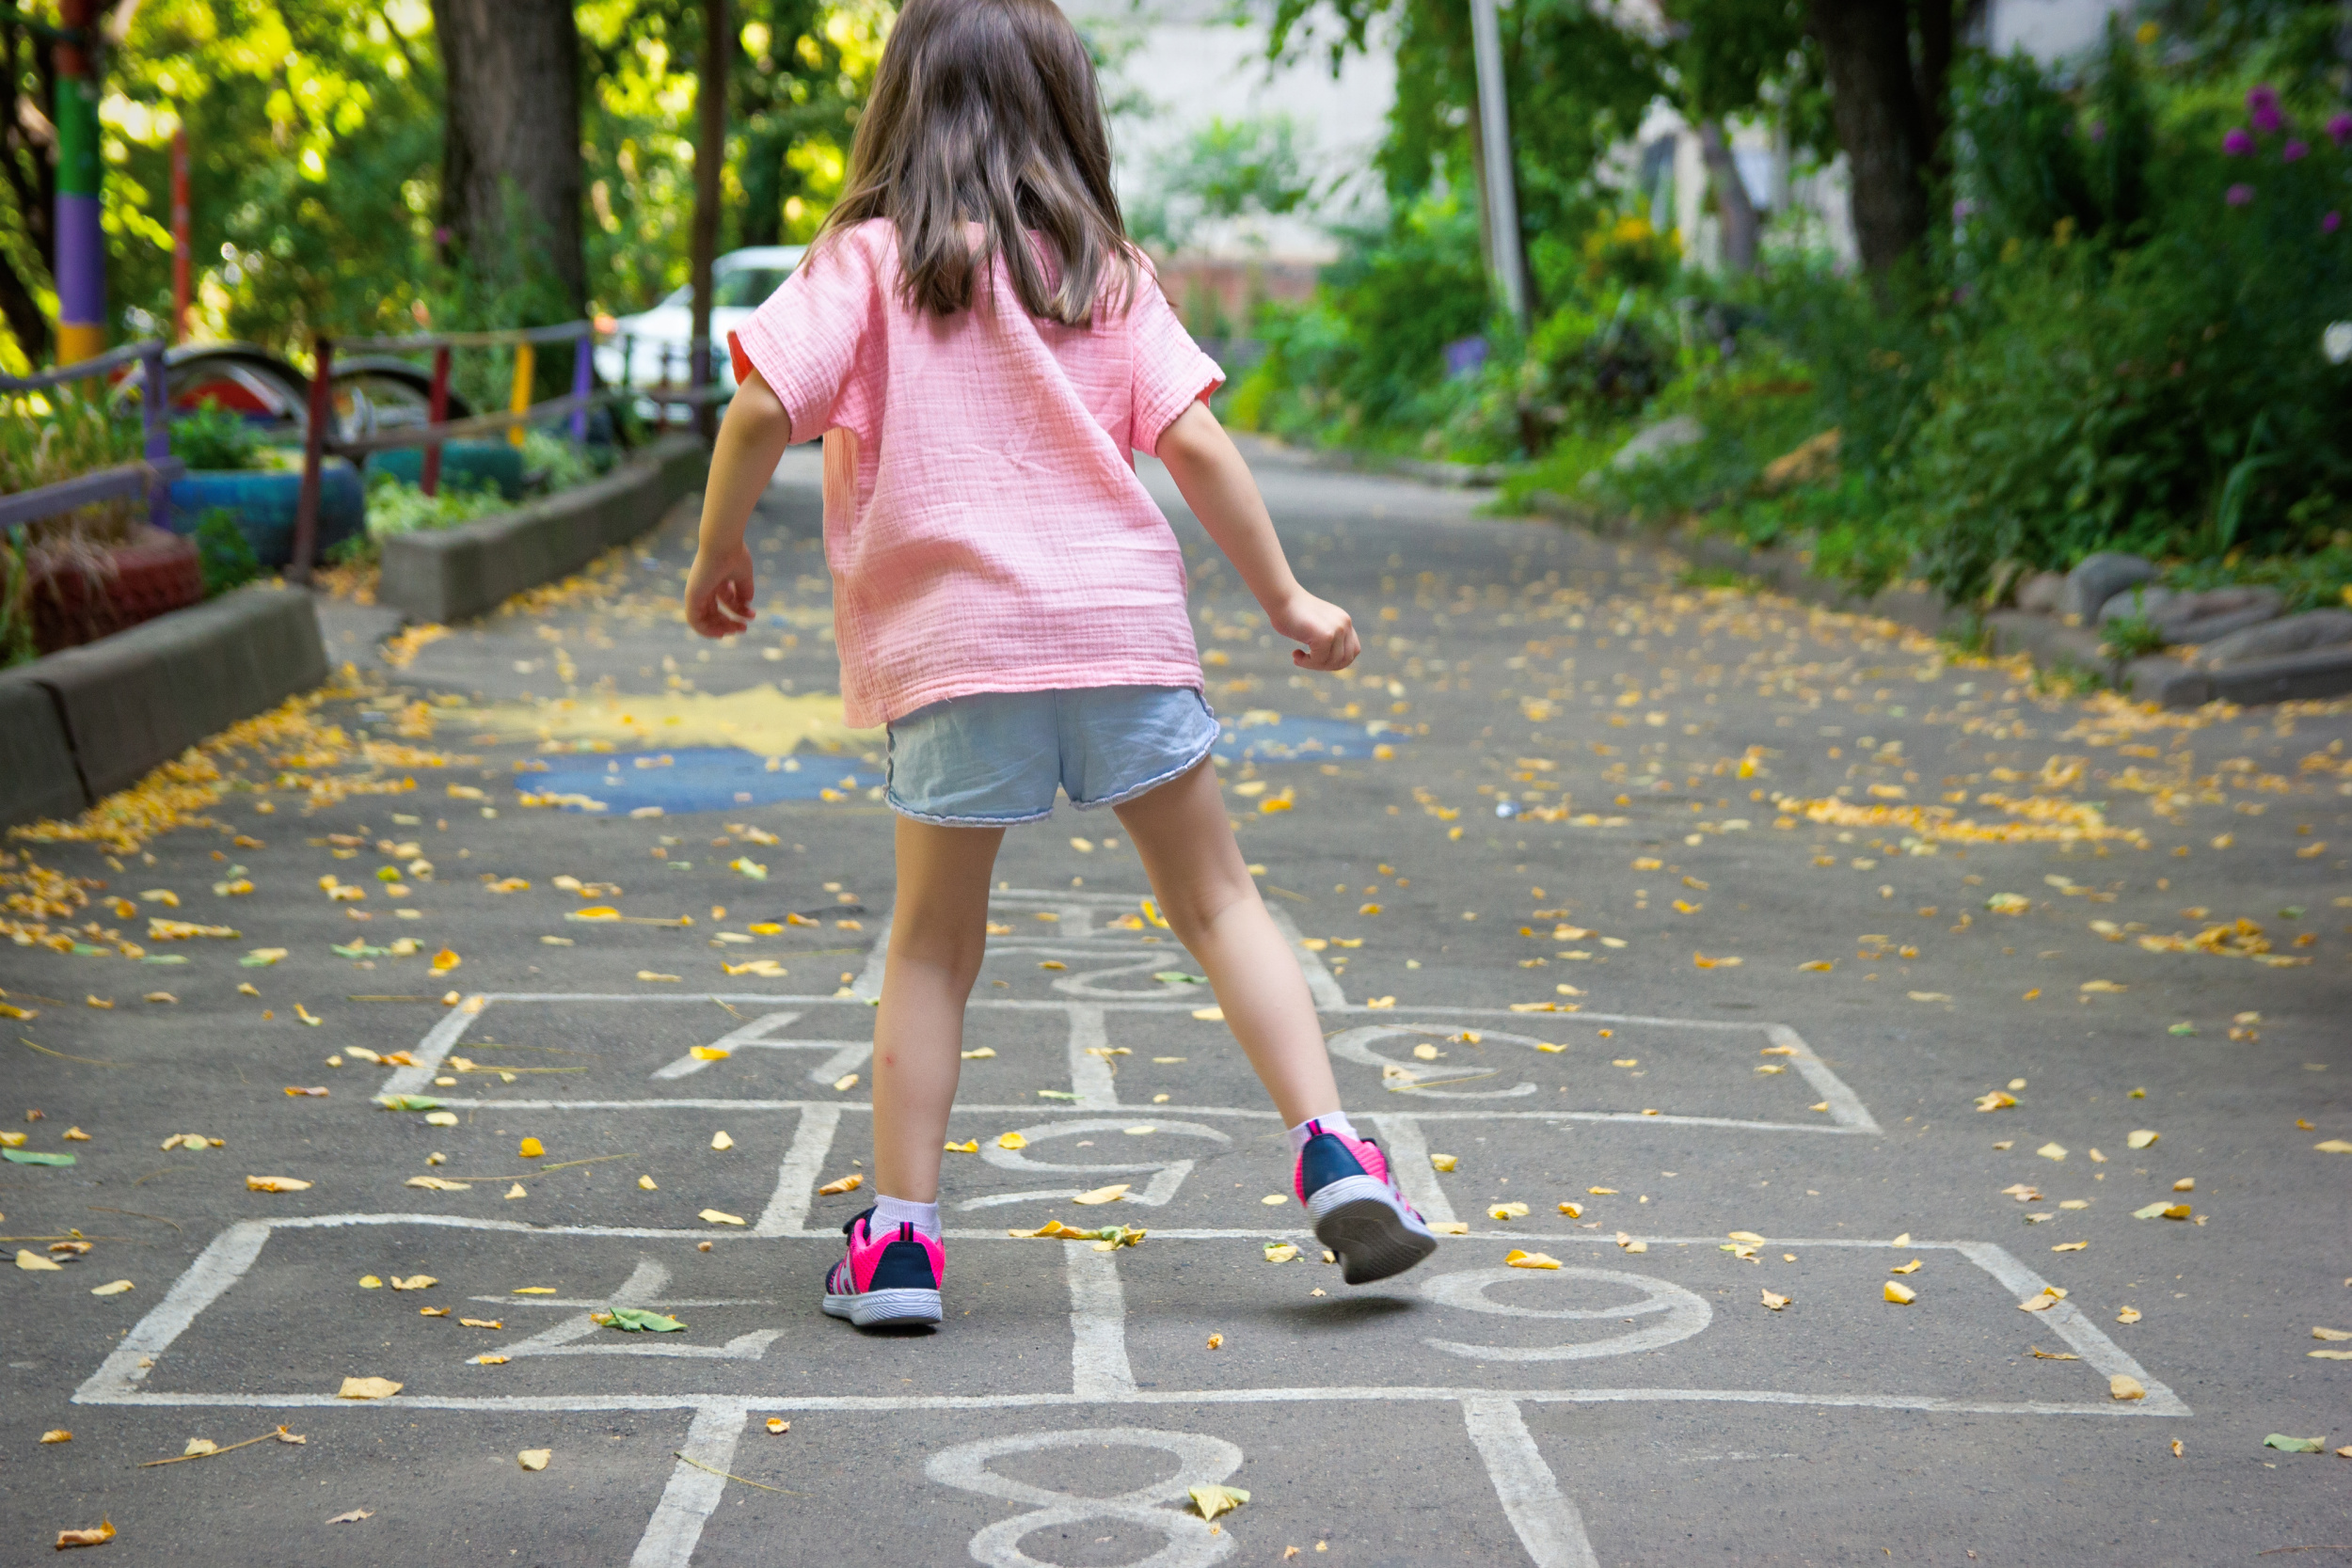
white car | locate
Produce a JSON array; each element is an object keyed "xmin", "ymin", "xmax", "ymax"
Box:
[{"xmin": 595, "ymin": 245, "xmax": 805, "ymax": 396}]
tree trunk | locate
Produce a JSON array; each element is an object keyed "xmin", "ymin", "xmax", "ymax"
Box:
[
  {"xmin": 1806, "ymin": 0, "xmax": 1932, "ymax": 274},
  {"xmin": 0, "ymin": 18, "xmax": 56, "ymax": 361},
  {"xmin": 1697, "ymin": 120, "xmax": 1759, "ymax": 276},
  {"xmin": 430, "ymin": 0, "xmax": 585, "ymax": 319}
]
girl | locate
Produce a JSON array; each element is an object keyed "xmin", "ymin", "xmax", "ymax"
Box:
[{"xmin": 682, "ymin": 0, "xmax": 1433, "ymax": 1328}]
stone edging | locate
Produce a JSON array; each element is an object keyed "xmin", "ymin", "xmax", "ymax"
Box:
[
  {"xmin": 1525, "ymin": 493, "xmax": 2352, "ymax": 709},
  {"xmin": 1, "ymin": 584, "xmax": 327, "ymax": 830},
  {"xmin": 377, "ymin": 432, "xmax": 710, "ymax": 624}
]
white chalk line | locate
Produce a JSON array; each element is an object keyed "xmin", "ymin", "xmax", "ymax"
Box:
[
  {"xmin": 752, "ymin": 1102, "xmax": 838, "ymax": 1237},
  {"xmin": 1464, "ymin": 1396, "xmax": 1601, "ymax": 1568},
  {"xmin": 631, "ymin": 1402, "xmax": 748, "ymax": 1568},
  {"xmin": 1065, "ymin": 1241, "xmax": 1137, "ymax": 1399}
]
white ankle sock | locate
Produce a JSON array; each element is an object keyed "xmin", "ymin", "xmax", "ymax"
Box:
[
  {"xmin": 871, "ymin": 1196, "xmax": 941, "ymax": 1240},
  {"xmin": 1287, "ymin": 1112, "xmax": 1359, "ymax": 1156}
]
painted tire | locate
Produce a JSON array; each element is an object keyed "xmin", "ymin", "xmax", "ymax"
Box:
[
  {"xmin": 167, "ymin": 460, "xmax": 365, "ymax": 569},
  {"xmin": 364, "ymin": 441, "xmax": 524, "ymax": 500}
]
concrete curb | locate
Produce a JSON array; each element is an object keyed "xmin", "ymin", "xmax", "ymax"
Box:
[
  {"xmin": 0, "ymin": 670, "xmax": 87, "ymax": 828},
  {"xmin": 377, "ymin": 432, "xmax": 709, "ymax": 624},
  {"xmin": 1527, "ymin": 492, "xmax": 2352, "ymax": 710},
  {"xmin": 3, "ymin": 584, "xmax": 328, "ymax": 826}
]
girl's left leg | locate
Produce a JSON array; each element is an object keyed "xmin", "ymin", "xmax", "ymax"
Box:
[
  {"xmin": 822, "ymin": 815, "xmax": 1001, "ymax": 1330},
  {"xmin": 870, "ymin": 815, "xmax": 1005, "ymax": 1203}
]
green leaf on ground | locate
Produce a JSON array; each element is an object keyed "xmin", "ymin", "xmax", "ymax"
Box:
[
  {"xmin": 377, "ymin": 1095, "xmax": 445, "ymax": 1112},
  {"xmin": 1152, "ymin": 972, "xmax": 1209, "ymax": 984},
  {"xmin": 2263, "ymin": 1434, "xmax": 2325, "ymax": 1453},
  {"xmin": 599, "ymin": 1308, "xmax": 684, "ymax": 1333},
  {"xmin": 3, "ymin": 1149, "xmax": 76, "ymax": 1166}
]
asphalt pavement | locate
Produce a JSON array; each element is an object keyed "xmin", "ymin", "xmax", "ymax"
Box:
[{"xmin": 2, "ymin": 437, "xmax": 2347, "ymax": 1565}]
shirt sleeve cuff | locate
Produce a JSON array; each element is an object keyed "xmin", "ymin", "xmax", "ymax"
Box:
[{"xmin": 1136, "ymin": 354, "xmax": 1226, "ymax": 457}]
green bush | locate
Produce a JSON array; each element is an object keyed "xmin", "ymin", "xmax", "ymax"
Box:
[
  {"xmin": 168, "ymin": 403, "xmax": 267, "ymax": 472},
  {"xmin": 194, "ymin": 508, "xmax": 261, "ymax": 598}
]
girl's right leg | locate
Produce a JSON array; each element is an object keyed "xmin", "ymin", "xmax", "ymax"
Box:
[
  {"xmin": 1112, "ymin": 758, "xmax": 1436, "ymax": 1285},
  {"xmin": 822, "ymin": 814, "xmax": 1002, "ymax": 1329}
]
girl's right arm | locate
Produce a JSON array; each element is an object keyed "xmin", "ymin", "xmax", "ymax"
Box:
[
  {"xmin": 683, "ymin": 366, "xmax": 795, "ymax": 639},
  {"xmin": 1155, "ymin": 400, "xmax": 1360, "ymax": 672}
]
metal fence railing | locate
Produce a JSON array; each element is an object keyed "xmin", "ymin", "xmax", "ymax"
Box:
[
  {"xmin": 0, "ymin": 341, "xmax": 183, "ymax": 533},
  {"xmin": 289, "ymin": 322, "xmax": 726, "ymax": 583}
]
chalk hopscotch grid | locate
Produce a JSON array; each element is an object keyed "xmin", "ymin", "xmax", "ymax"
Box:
[{"xmin": 71, "ymin": 895, "xmax": 2183, "ymax": 1567}]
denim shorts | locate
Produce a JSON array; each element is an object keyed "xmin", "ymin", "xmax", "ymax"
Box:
[{"xmin": 884, "ymin": 686, "xmax": 1218, "ymax": 827}]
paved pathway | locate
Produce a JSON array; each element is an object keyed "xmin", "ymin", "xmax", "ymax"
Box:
[{"xmin": 3, "ymin": 442, "xmax": 2347, "ymax": 1563}]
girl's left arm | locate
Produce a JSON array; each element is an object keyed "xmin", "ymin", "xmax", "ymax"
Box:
[{"xmin": 683, "ymin": 366, "xmax": 795, "ymax": 639}]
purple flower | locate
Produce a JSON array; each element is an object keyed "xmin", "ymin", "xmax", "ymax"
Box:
[
  {"xmin": 2284, "ymin": 139, "xmax": 2310, "ymax": 162},
  {"xmin": 2328, "ymin": 211, "xmax": 2344, "ymax": 234},
  {"xmin": 1953, "ymin": 198, "xmax": 1977, "ymax": 222},
  {"xmin": 2089, "ymin": 119, "xmax": 2107, "ymax": 142},
  {"xmin": 2226, "ymin": 182, "xmax": 2254, "ymax": 206},
  {"xmin": 2223, "ymin": 127, "xmax": 2254, "ymax": 156},
  {"xmin": 2329, "ymin": 113, "xmax": 2352, "ymax": 148},
  {"xmin": 2248, "ymin": 84, "xmax": 2284, "ymax": 135}
]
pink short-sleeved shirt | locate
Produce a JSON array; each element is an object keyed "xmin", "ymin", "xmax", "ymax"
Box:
[{"xmin": 727, "ymin": 219, "xmax": 1223, "ymax": 729}]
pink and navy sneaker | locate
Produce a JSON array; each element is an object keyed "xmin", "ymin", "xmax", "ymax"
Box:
[
  {"xmin": 821, "ymin": 1208, "xmax": 944, "ymax": 1327},
  {"xmin": 1294, "ymin": 1120, "xmax": 1438, "ymax": 1285}
]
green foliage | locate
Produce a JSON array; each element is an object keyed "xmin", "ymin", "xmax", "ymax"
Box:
[
  {"xmin": 1130, "ymin": 117, "xmax": 1317, "ymax": 255},
  {"xmin": 168, "ymin": 403, "xmax": 265, "ymax": 473},
  {"xmin": 344, "ymin": 471, "xmax": 513, "ymax": 566},
  {"xmin": 193, "ymin": 507, "xmax": 260, "ymax": 598},
  {"xmin": 2101, "ymin": 606, "xmax": 2169, "ymax": 659},
  {"xmin": 0, "ymin": 531, "xmax": 31, "ymax": 668}
]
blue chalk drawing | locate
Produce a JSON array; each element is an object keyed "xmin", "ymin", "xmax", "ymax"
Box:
[
  {"xmin": 1212, "ymin": 713, "xmax": 1396, "ymax": 763},
  {"xmin": 509, "ymin": 715, "xmax": 1393, "ymax": 816},
  {"xmin": 520, "ymin": 749, "xmax": 882, "ymax": 815}
]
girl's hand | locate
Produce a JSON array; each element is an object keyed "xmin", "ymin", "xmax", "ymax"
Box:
[
  {"xmin": 683, "ymin": 542, "xmax": 756, "ymax": 638},
  {"xmin": 1272, "ymin": 590, "xmax": 1359, "ymax": 672}
]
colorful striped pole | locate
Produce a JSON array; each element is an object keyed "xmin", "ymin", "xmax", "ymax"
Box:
[
  {"xmin": 54, "ymin": 0, "xmax": 106, "ymax": 364},
  {"xmin": 170, "ymin": 128, "xmax": 191, "ymax": 344}
]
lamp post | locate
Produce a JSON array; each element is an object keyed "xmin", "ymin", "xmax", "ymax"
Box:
[{"xmin": 1467, "ymin": 0, "xmax": 1528, "ymax": 330}]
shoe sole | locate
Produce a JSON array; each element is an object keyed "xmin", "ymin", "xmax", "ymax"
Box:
[
  {"xmin": 1309, "ymin": 1175, "xmax": 1438, "ymax": 1286},
  {"xmin": 821, "ymin": 1286, "xmax": 943, "ymax": 1327}
]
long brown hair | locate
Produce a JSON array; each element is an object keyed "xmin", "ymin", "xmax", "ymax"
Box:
[{"xmin": 818, "ymin": 0, "xmax": 1136, "ymax": 325}]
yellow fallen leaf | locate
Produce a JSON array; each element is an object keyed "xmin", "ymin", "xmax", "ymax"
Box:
[
  {"xmin": 1263, "ymin": 1243, "xmax": 1301, "ymax": 1263},
  {"xmin": 2118, "ymin": 1306, "xmax": 2141, "ymax": 1323},
  {"xmin": 818, "ymin": 1174, "xmax": 862, "ymax": 1196},
  {"xmin": 90, "ymin": 1279, "xmax": 133, "ymax": 1296},
  {"xmin": 1206, "ymin": 1334, "xmax": 1224, "ymax": 1350},
  {"xmin": 473, "ymin": 1354, "xmax": 508, "ymax": 1365},
  {"xmin": 517, "ymin": 1136, "xmax": 545, "ymax": 1158},
  {"xmin": 691, "ymin": 1046, "xmax": 732, "ymax": 1061},
  {"xmin": 2052, "ymin": 1241, "xmax": 2089, "ymax": 1253},
  {"xmin": 638, "ymin": 971, "xmax": 682, "ymax": 983},
  {"xmin": 944, "ymin": 1140, "xmax": 978, "ymax": 1153},
  {"xmin": 54, "ymin": 1521, "xmax": 115, "ymax": 1549},
  {"xmin": 405, "ymin": 1175, "xmax": 470, "ymax": 1191},
  {"xmin": 2315, "ymin": 1327, "xmax": 2352, "ymax": 1341},
  {"xmin": 460, "ymin": 1318, "xmax": 501, "ymax": 1329},
  {"xmin": 1430, "ymin": 1221, "xmax": 1469, "ymax": 1235},
  {"xmin": 1883, "ymin": 1281, "xmax": 1916, "ymax": 1304},
  {"xmin": 1975, "ymin": 1090, "xmax": 2018, "ymax": 1112},
  {"xmin": 996, "ymin": 1132, "xmax": 1026, "ymax": 1150},
  {"xmin": 246, "ymin": 1176, "xmax": 312, "ymax": 1193},
  {"xmin": 430, "ymin": 948, "xmax": 461, "ymax": 974},
  {"xmin": 16, "ymin": 1248, "xmax": 65, "ymax": 1272},
  {"xmin": 766, "ymin": 1418, "xmax": 789, "ymax": 1434},
  {"xmin": 833, "ymin": 1073, "xmax": 860, "ymax": 1091},
  {"xmin": 1761, "ymin": 1290, "xmax": 1790, "ymax": 1310},
  {"xmin": 294, "ymin": 1004, "xmax": 322, "ymax": 1026},
  {"xmin": 2109, "ymin": 1375, "xmax": 2145, "ymax": 1401},
  {"xmin": 2126, "ymin": 1130, "xmax": 2158, "ymax": 1149},
  {"xmin": 1488, "ymin": 1201, "xmax": 1530, "ymax": 1220},
  {"xmin": 519, "ymin": 1449, "xmax": 551, "ymax": 1471},
  {"xmin": 961, "ymin": 1047, "xmax": 995, "ymax": 1059},
  {"xmin": 337, "ymin": 1377, "xmax": 402, "ymax": 1400},
  {"xmin": 388, "ymin": 1275, "xmax": 437, "ymax": 1291},
  {"xmin": 511, "ymin": 1287, "xmax": 555, "ymax": 1293},
  {"xmin": 1726, "ymin": 1230, "xmax": 1765, "ymax": 1245},
  {"xmin": 2037, "ymin": 1143, "xmax": 2068, "ymax": 1162},
  {"xmin": 505, "ymin": 1183, "xmax": 527, "ymax": 1199},
  {"xmin": 2317, "ymin": 1139, "xmax": 2352, "ymax": 1154},
  {"xmin": 1588, "ymin": 1186, "xmax": 1618, "ymax": 1195},
  {"xmin": 1192, "ymin": 1006, "xmax": 1225, "ymax": 1022},
  {"xmin": 1891, "ymin": 1259, "xmax": 1923, "ymax": 1275},
  {"xmin": 1073, "ymin": 1183, "xmax": 1132, "ymax": 1205},
  {"xmin": 710, "ymin": 1131, "xmax": 734, "ymax": 1151},
  {"xmin": 1262, "ymin": 1194, "xmax": 1289, "ymax": 1206},
  {"xmin": 1616, "ymin": 1232, "xmax": 1646, "ymax": 1253},
  {"xmin": 1504, "ymin": 1249, "xmax": 1562, "ymax": 1270},
  {"xmin": 1189, "ymin": 1484, "xmax": 1249, "ymax": 1522},
  {"xmin": 699, "ymin": 1209, "xmax": 746, "ymax": 1226},
  {"xmin": 40, "ymin": 1430, "xmax": 71, "ymax": 1444},
  {"xmin": 1557, "ymin": 1202, "xmax": 1581, "ymax": 1217}
]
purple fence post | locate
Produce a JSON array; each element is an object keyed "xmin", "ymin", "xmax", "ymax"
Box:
[
  {"xmin": 139, "ymin": 341, "xmax": 171, "ymax": 533},
  {"xmin": 570, "ymin": 323, "xmax": 592, "ymax": 444}
]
